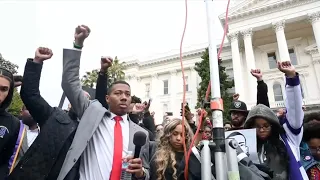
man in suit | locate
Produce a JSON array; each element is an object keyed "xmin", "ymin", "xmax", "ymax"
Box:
[
  {"xmin": 58, "ymin": 25, "xmax": 150, "ymax": 180},
  {"xmin": 8, "ymin": 47, "xmax": 84, "ymax": 180}
]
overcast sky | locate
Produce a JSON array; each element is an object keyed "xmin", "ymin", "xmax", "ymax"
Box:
[{"xmin": 0, "ymin": 0, "xmax": 241, "ymax": 109}]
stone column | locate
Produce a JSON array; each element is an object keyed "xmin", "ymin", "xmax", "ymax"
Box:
[
  {"xmin": 151, "ymin": 74, "xmax": 159, "ymax": 98},
  {"xmin": 242, "ymin": 28, "xmax": 257, "ymax": 105},
  {"xmin": 228, "ymin": 31, "xmax": 245, "ymax": 98},
  {"xmin": 308, "ymin": 12, "xmax": 320, "ymax": 51},
  {"xmin": 272, "ymin": 20, "xmax": 290, "ymax": 61},
  {"xmin": 170, "ymin": 70, "xmax": 177, "ymax": 114},
  {"xmin": 131, "ymin": 75, "xmax": 138, "ymax": 96},
  {"xmin": 190, "ymin": 67, "xmax": 198, "ymax": 110}
]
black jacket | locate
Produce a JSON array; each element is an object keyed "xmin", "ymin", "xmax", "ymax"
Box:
[
  {"xmin": 0, "ymin": 68, "xmax": 20, "ymax": 179},
  {"xmin": 95, "ymin": 72, "xmax": 156, "ymax": 141},
  {"xmin": 8, "ymin": 60, "xmax": 79, "ymax": 180}
]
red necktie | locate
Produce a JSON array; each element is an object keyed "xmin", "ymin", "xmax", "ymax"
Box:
[{"xmin": 110, "ymin": 116, "xmax": 123, "ymax": 180}]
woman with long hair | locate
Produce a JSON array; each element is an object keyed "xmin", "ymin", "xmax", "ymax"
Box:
[
  {"xmin": 244, "ymin": 61, "xmax": 308, "ymax": 179},
  {"xmin": 150, "ymin": 118, "xmax": 194, "ymax": 180}
]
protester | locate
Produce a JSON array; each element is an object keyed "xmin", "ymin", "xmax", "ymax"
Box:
[
  {"xmin": 8, "ymin": 47, "xmax": 86, "ymax": 180},
  {"xmin": 59, "ymin": 25, "xmax": 150, "ymax": 180},
  {"xmin": 0, "ymin": 67, "xmax": 23, "ymax": 178},
  {"xmin": 149, "ymin": 118, "xmax": 194, "ymax": 180},
  {"xmin": 20, "ymin": 105, "xmax": 39, "ymax": 147},
  {"xmin": 244, "ymin": 61, "xmax": 308, "ymax": 180}
]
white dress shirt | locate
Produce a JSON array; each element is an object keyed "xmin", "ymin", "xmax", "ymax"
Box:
[
  {"xmin": 25, "ymin": 125, "xmax": 40, "ymax": 147},
  {"xmin": 79, "ymin": 113, "xmax": 130, "ymax": 180}
]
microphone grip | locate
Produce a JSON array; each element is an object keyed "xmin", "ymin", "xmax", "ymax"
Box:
[{"xmin": 134, "ymin": 146, "xmax": 142, "ymax": 159}]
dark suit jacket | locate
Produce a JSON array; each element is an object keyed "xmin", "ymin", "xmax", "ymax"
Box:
[{"xmin": 8, "ymin": 59, "xmax": 79, "ymax": 180}]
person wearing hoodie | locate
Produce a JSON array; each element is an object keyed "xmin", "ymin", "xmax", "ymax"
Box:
[
  {"xmin": 244, "ymin": 61, "xmax": 308, "ymax": 180},
  {"xmin": 8, "ymin": 47, "xmax": 87, "ymax": 180},
  {"xmin": 0, "ymin": 67, "xmax": 24, "ymax": 178}
]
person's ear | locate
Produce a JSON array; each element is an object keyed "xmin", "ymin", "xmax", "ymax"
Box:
[{"xmin": 106, "ymin": 95, "xmax": 110, "ymax": 104}]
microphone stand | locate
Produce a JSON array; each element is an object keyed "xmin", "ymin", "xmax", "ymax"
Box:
[{"xmin": 201, "ymin": 0, "xmax": 240, "ymax": 179}]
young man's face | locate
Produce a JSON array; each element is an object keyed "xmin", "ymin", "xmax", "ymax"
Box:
[
  {"xmin": 308, "ymin": 138, "xmax": 320, "ymax": 161},
  {"xmin": 0, "ymin": 77, "xmax": 10, "ymax": 105}
]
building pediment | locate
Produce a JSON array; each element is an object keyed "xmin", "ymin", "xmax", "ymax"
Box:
[{"xmin": 219, "ymin": 0, "xmax": 314, "ymax": 22}]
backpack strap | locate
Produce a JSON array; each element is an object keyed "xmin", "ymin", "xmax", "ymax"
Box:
[{"xmin": 8, "ymin": 121, "xmax": 26, "ymax": 174}]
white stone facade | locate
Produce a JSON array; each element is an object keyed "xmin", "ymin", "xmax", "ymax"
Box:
[{"xmin": 124, "ymin": 0, "xmax": 320, "ymax": 124}]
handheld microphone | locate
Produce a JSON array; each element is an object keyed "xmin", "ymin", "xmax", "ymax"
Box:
[{"xmin": 133, "ymin": 131, "xmax": 147, "ymax": 158}]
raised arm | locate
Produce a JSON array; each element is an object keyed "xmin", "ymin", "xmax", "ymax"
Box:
[
  {"xmin": 61, "ymin": 25, "xmax": 91, "ymax": 119},
  {"xmin": 95, "ymin": 56, "xmax": 112, "ymax": 109},
  {"xmin": 277, "ymin": 61, "xmax": 303, "ymax": 144},
  {"xmin": 251, "ymin": 69, "xmax": 270, "ymax": 107},
  {"xmin": 20, "ymin": 47, "xmax": 54, "ymax": 127}
]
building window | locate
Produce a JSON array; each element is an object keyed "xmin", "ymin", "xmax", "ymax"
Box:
[
  {"xmin": 268, "ymin": 52, "xmax": 277, "ymax": 69},
  {"xmin": 184, "ymin": 76, "xmax": 189, "ymax": 91},
  {"xmin": 145, "ymin": 83, "xmax": 150, "ymax": 98},
  {"xmin": 163, "ymin": 80, "xmax": 169, "ymax": 95},
  {"xmin": 273, "ymin": 82, "xmax": 283, "ymax": 101},
  {"xmin": 288, "ymin": 48, "xmax": 297, "ymax": 65}
]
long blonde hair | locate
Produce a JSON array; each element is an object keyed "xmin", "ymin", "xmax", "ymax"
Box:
[{"xmin": 154, "ymin": 118, "xmax": 194, "ymax": 180}]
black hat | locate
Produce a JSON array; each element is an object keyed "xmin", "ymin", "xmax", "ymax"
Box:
[{"xmin": 229, "ymin": 100, "xmax": 249, "ymax": 115}]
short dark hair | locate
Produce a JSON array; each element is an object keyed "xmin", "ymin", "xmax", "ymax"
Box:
[
  {"xmin": 303, "ymin": 121, "xmax": 320, "ymax": 142},
  {"xmin": 131, "ymin": 95, "xmax": 141, "ymax": 103},
  {"xmin": 224, "ymin": 121, "xmax": 231, "ymax": 126},
  {"xmin": 303, "ymin": 111, "xmax": 320, "ymax": 123},
  {"xmin": 107, "ymin": 80, "xmax": 130, "ymax": 95}
]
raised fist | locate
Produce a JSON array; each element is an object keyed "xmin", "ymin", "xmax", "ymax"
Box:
[
  {"xmin": 132, "ymin": 103, "xmax": 145, "ymax": 113},
  {"xmin": 34, "ymin": 47, "xmax": 53, "ymax": 63},
  {"xmin": 250, "ymin": 69, "xmax": 262, "ymax": 81},
  {"xmin": 277, "ymin": 61, "xmax": 296, "ymax": 78},
  {"xmin": 100, "ymin": 56, "xmax": 113, "ymax": 72},
  {"xmin": 233, "ymin": 93, "xmax": 240, "ymax": 101},
  {"xmin": 74, "ymin": 25, "xmax": 90, "ymax": 47}
]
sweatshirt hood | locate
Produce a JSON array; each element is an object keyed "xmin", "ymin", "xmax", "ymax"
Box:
[
  {"xmin": 0, "ymin": 67, "xmax": 14, "ymax": 112},
  {"xmin": 244, "ymin": 104, "xmax": 281, "ymax": 129}
]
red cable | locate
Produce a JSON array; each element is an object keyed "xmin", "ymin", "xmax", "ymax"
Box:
[{"xmin": 178, "ymin": 0, "xmax": 231, "ymax": 179}]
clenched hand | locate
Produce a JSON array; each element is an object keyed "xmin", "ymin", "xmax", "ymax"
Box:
[{"xmin": 34, "ymin": 47, "xmax": 53, "ymax": 63}]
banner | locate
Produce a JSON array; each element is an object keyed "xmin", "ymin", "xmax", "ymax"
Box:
[{"xmin": 225, "ymin": 128, "xmax": 259, "ymax": 164}]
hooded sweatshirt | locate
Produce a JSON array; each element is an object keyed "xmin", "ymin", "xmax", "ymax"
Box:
[
  {"xmin": 0, "ymin": 68, "xmax": 21, "ymax": 178},
  {"xmin": 245, "ymin": 75, "xmax": 308, "ymax": 180}
]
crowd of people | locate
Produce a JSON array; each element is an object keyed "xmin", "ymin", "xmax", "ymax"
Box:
[{"xmin": 0, "ymin": 24, "xmax": 319, "ymax": 180}]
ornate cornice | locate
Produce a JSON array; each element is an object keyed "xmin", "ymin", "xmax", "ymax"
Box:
[
  {"xmin": 170, "ymin": 70, "xmax": 177, "ymax": 75},
  {"xmin": 124, "ymin": 43, "xmax": 232, "ymax": 68},
  {"xmin": 308, "ymin": 11, "xmax": 320, "ymax": 24},
  {"xmin": 152, "ymin": 73, "xmax": 158, "ymax": 79},
  {"xmin": 272, "ymin": 20, "xmax": 286, "ymax": 32},
  {"xmin": 228, "ymin": 32, "xmax": 239, "ymax": 42},
  {"xmin": 312, "ymin": 59, "xmax": 320, "ymax": 65},
  {"xmin": 241, "ymin": 28, "xmax": 253, "ymax": 39},
  {"xmin": 219, "ymin": 0, "xmax": 316, "ymax": 23}
]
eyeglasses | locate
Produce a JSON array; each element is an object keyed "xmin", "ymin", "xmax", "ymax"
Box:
[{"xmin": 254, "ymin": 125, "xmax": 271, "ymax": 131}]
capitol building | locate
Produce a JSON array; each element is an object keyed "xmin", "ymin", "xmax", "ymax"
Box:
[{"xmin": 123, "ymin": 0, "xmax": 320, "ymax": 123}]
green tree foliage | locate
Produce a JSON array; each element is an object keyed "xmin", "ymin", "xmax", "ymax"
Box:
[
  {"xmin": 0, "ymin": 53, "xmax": 23, "ymax": 116},
  {"xmin": 194, "ymin": 48, "xmax": 234, "ymax": 121},
  {"xmin": 8, "ymin": 88, "xmax": 23, "ymax": 116},
  {"xmin": 81, "ymin": 56, "xmax": 126, "ymax": 88}
]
